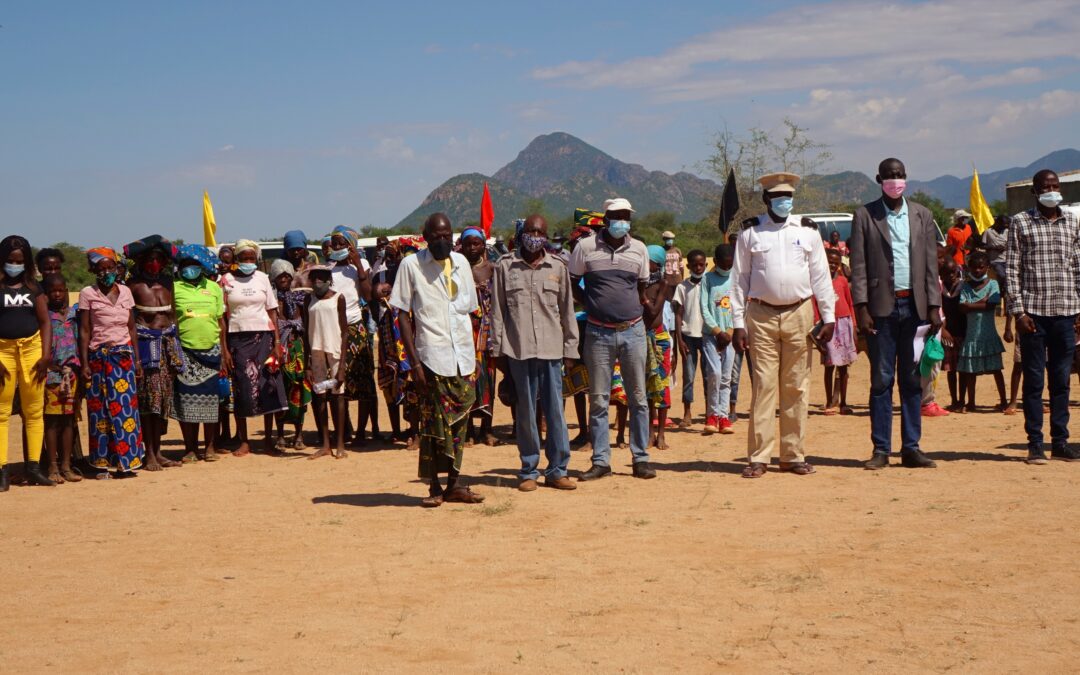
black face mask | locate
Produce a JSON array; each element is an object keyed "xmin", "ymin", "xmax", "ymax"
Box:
[{"xmin": 429, "ymin": 238, "xmax": 452, "ymax": 260}]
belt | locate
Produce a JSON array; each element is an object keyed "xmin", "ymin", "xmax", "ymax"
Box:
[
  {"xmin": 587, "ymin": 316, "xmax": 643, "ymax": 332},
  {"xmin": 749, "ymin": 297, "xmax": 809, "ymax": 312},
  {"xmin": 895, "ymin": 289, "xmax": 912, "ymax": 298}
]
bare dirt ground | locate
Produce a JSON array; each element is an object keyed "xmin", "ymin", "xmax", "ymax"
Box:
[{"xmin": 3, "ymin": 331, "xmax": 1079, "ymax": 673}]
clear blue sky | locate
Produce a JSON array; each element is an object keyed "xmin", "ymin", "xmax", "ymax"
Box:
[{"xmin": 2, "ymin": 0, "xmax": 1078, "ymax": 246}]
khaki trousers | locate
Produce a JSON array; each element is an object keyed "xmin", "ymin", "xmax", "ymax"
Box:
[{"xmin": 745, "ymin": 299, "xmax": 813, "ymax": 464}]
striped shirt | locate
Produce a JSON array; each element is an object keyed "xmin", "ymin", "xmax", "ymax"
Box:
[{"xmin": 1005, "ymin": 208, "xmax": 1080, "ymax": 317}]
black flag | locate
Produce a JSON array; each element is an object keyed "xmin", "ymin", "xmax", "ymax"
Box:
[{"xmin": 717, "ymin": 167, "xmax": 740, "ymax": 234}]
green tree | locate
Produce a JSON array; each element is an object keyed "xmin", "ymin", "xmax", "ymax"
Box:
[
  {"xmin": 908, "ymin": 191, "xmax": 951, "ymax": 237},
  {"xmin": 702, "ymin": 117, "xmax": 834, "ymax": 236}
]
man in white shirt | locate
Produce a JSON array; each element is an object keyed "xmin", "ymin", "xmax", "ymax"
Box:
[
  {"xmin": 730, "ymin": 172, "xmax": 836, "ymax": 479},
  {"xmin": 390, "ymin": 213, "xmax": 484, "ymax": 507}
]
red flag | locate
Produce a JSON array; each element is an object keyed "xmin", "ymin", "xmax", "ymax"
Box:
[{"xmin": 480, "ymin": 182, "xmax": 494, "ymax": 238}]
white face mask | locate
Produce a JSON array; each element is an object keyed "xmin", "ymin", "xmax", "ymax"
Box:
[{"xmin": 1038, "ymin": 191, "xmax": 1063, "ymax": 208}]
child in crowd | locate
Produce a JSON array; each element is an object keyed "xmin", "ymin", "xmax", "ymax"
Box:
[
  {"xmin": 940, "ymin": 258, "xmax": 967, "ymax": 411},
  {"xmin": 271, "ymin": 259, "xmax": 311, "ymax": 450},
  {"xmin": 642, "ymin": 245, "xmax": 679, "ymax": 450},
  {"xmin": 957, "ymin": 252, "xmax": 1006, "ymax": 412},
  {"xmin": 672, "ymin": 249, "xmax": 707, "ymax": 429},
  {"xmin": 699, "ymin": 244, "xmax": 736, "ymax": 434},
  {"xmin": 817, "ymin": 249, "xmax": 858, "ymax": 415},
  {"xmin": 305, "ymin": 266, "xmax": 348, "ymax": 459},
  {"xmin": 43, "ymin": 274, "xmax": 82, "ymax": 483}
]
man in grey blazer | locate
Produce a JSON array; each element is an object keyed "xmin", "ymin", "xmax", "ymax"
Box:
[{"xmin": 849, "ymin": 157, "xmax": 942, "ymax": 470}]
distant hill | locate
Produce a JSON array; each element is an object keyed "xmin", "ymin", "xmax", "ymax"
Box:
[
  {"xmin": 906, "ymin": 148, "xmax": 1080, "ymax": 207},
  {"xmin": 394, "ymin": 133, "xmax": 1080, "ymax": 229},
  {"xmin": 395, "ymin": 132, "xmax": 722, "ymax": 229}
]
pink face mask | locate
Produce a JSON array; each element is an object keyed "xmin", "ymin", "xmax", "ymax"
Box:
[{"xmin": 882, "ymin": 178, "xmax": 906, "ymax": 199}]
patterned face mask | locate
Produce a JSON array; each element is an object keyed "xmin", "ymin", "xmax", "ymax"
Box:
[{"xmin": 520, "ymin": 233, "xmax": 548, "ymax": 253}]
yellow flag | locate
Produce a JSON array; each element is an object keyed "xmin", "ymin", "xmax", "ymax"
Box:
[
  {"xmin": 969, "ymin": 168, "xmax": 994, "ymax": 235},
  {"xmin": 203, "ymin": 190, "xmax": 218, "ymax": 247}
]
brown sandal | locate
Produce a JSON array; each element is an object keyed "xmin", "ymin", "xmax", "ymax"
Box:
[
  {"xmin": 61, "ymin": 468, "xmax": 82, "ymax": 482},
  {"xmin": 741, "ymin": 462, "xmax": 766, "ymax": 479},
  {"xmin": 779, "ymin": 461, "xmax": 816, "ymax": 475},
  {"xmin": 443, "ymin": 486, "xmax": 485, "ymax": 504}
]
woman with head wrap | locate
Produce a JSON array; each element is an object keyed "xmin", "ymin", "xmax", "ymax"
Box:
[
  {"xmin": 326, "ymin": 227, "xmax": 377, "ymax": 444},
  {"xmin": 283, "ymin": 229, "xmax": 316, "ymax": 291},
  {"xmin": 458, "ymin": 227, "xmax": 498, "ymax": 445},
  {"xmin": 0, "ymin": 235, "xmax": 55, "ymax": 489},
  {"xmin": 171, "ymin": 244, "xmax": 227, "ymax": 461},
  {"xmin": 220, "ymin": 239, "xmax": 287, "ymax": 456},
  {"xmin": 78, "ymin": 245, "xmax": 145, "ymax": 477},
  {"xmin": 269, "ymin": 257, "xmax": 311, "ymax": 449},
  {"xmin": 123, "ymin": 234, "xmax": 184, "ymax": 471}
]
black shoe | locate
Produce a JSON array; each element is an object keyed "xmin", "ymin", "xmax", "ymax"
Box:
[
  {"xmin": 864, "ymin": 453, "xmax": 890, "ymax": 470},
  {"xmin": 901, "ymin": 450, "xmax": 937, "ymax": 469},
  {"xmin": 1051, "ymin": 445, "xmax": 1080, "ymax": 462},
  {"xmin": 632, "ymin": 461, "xmax": 657, "ymax": 479},
  {"xmin": 25, "ymin": 462, "xmax": 56, "ymax": 486},
  {"xmin": 578, "ymin": 464, "xmax": 611, "ymax": 481},
  {"xmin": 1026, "ymin": 449, "xmax": 1049, "ymax": 465},
  {"xmin": 0, "ymin": 466, "xmax": 8, "ymax": 492}
]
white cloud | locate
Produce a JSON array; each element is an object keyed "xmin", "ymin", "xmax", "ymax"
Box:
[{"xmin": 373, "ymin": 136, "xmax": 416, "ymax": 162}]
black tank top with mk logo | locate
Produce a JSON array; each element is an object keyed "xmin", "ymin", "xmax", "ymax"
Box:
[{"xmin": 0, "ymin": 283, "xmax": 42, "ymax": 339}]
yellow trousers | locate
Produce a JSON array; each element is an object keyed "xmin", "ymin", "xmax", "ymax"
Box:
[
  {"xmin": 745, "ymin": 300, "xmax": 814, "ymax": 464},
  {"xmin": 0, "ymin": 332, "xmax": 44, "ymax": 466}
]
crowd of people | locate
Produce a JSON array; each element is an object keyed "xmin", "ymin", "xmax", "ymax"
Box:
[{"xmin": 0, "ymin": 161, "xmax": 1077, "ymax": 503}]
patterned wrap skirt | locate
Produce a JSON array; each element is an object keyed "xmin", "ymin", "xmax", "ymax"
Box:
[
  {"xmin": 417, "ymin": 370, "xmax": 476, "ymax": 479},
  {"xmin": 172, "ymin": 343, "xmax": 222, "ymax": 424},
  {"xmin": 228, "ymin": 331, "xmax": 287, "ymax": 417},
  {"xmin": 344, "ymin": 321, "xmax": 377, "ymax": 403},
  {"xmin": 646, "ymin": 328, "xmax": 672, "ymax": 409},
  {"xmin": 86, "ymin": 345, "xmax": 145, "ymax": 471}
]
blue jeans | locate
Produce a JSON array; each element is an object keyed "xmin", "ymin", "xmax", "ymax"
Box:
[
  {"xmin": 680, "ymin": 335, "xmax": 705, "ymax": 404},
  {"xmin": 701, "ymin": 334, "xmax": 735, "ymax": 419},
  {"xmin": 730, "ymin": 350, "xmax": 745, "ymax": 415},
  {"xmin": 508, "ymin": 358, "xmax": 571, "ymax": 480},
  {"xmin": 867, "ymin": 296, "xmax": 923, "ymax": 455},
  {"xmin": 1019, "ymin": 314, "xmax": 1077, "ymax": 451},
  {"xmin": 584, "ymin": 321, "xmax": 650, "ymax": 467}
]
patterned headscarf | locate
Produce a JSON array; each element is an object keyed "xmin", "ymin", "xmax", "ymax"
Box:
[
  {"xmin": 234, "ymin": 239, "xmax": 261, "ymax": 258},
  {"xmin": 331, "ymin": 225, "xmax": 358, "ymax": 249},
  {"xmin": 176, "ymin": 244, "xmax": 220, "ymax": 274},
  {"xmin": 86, "ymin": 247, "xmax": 118, "ymax": 267}
]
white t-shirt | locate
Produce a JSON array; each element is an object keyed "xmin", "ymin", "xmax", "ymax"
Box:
[
  {"xmin": 330, "ymin": 259, "xmax": 371, "ymax": 325},
  {"xmin": 673, "ymin": 278, "xmax": 705, "ymax": 338},
  {"xmin": 222, "ymin": 271, "xmax": 278, "ymax": 333}
]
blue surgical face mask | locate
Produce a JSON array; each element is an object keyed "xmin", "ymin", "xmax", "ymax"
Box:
[
  {"xmin": 180, "ymin": 265, "xmax": 202, "ymax": 281},
  {"xmin": 328, "ymin": 248, "xmax": 349, "ymax": 262},
  {"xmin": 1038, "ymin": 191, "xmax": 1063, "ymax": 208},
  {"xmin": 237, "ymin": 262, "xmax": 258, "ymax": 276},
  {"xmin": 969, "ymin": 272, "xmax": 987, "ymax": 282},
  {"xmin": 607, "ymin": 220, "xmax": 631, "ymax": 238},
  {"xmin": 769, "ymin": 197, "xmax": 794, "ymax": 218},
  {"xmin": 4, "ymin": 263, "xmax": 24, "ymax": 278},
  {"xmin": 715, "ymin": 265, "xmax": 732, "ymax": 276}
]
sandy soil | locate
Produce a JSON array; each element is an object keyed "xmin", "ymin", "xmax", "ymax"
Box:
[{"xmin": 3, "ymin": 328, "xmax": 1079, "ymax": 673}]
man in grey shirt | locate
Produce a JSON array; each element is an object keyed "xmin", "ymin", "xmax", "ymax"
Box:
[{"xmin": 491, "ymin": 215, "xmax": 580, "ymax": 491}]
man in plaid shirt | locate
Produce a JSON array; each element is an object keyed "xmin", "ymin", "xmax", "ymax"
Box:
[{"xmin": 1005, "ymin": 169, "xmax": 1080, "ymax": 464}]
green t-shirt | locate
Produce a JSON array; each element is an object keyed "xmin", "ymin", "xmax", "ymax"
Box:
[{"xmin": 174, "ymin": 277, "xmax": 224, "ymax": 350}]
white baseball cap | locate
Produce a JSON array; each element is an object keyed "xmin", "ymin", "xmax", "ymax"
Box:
[{"xmin": 602, "ymin": 197, "xmax": 635, "ymax": 213}]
